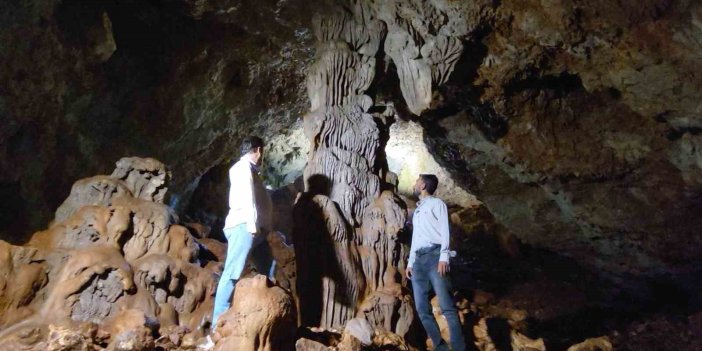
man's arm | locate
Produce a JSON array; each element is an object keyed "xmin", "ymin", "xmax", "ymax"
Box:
[
  {"xmin": 406, "ymin": 211, "xmax": 417, "ymax": 279},
  {"xmin": 408, "ymin": 241, "xmax": 417, "ymax": 269},
  {"xmin": 245, "ymin": 167, "xmax": 258, "ymax": 234},
  {"xmin": 436, "ymin": 201, "xmax": 451, "ymax": 264},
  {"xmin": 406, "ymin": 209, "xmax": 418, "ymax": 268}
]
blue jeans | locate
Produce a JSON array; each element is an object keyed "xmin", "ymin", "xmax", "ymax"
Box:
[
  {"xmin": 211, "ymin": 224, "xmax": 276, "ymax": 327},
  {"xmin": 412, "ymin": 245, "xmax": 465, "ymax": 351}
]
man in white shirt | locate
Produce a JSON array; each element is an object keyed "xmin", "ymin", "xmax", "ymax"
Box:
[
  {"xmin": 405, "ymin": 174, "xmax": 465, "ymax": 351},
  {"xmin": 211, "ymin": 136, "xmax": 274, "ymax": 328}
]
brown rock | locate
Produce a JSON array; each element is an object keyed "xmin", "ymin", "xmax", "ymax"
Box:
[
  {"xmin": 165, "ymin": 224, "xmax": 200, "ymax": 263},
  {"xmin": 473, "ymin": 290, "xmax": 496, "ymax": 306},
  {"xmin": 338, "ymin": 331, "xmax": 363, "ymax": 351},
  {"xmin": 53, "ymin": 176, "xmax": 132, "ymax": 225},
  {"xmin": 111, "ymin": 196, "xmax": 177, "ymax": 263},
  {"xmin": 267, "ymin": 230, "xmax": 296, "ymax": 293},
  {"xmin": 104, "ymin": 309, "xmax": 157, "ymax": 351},
  {"xmin": 473, "ymin": 317, "xmax": 545, "ymax": 351},
  {"xmin": 343, "ymin": 318, "xmax": 374, "ymax": 346},
  {"xmin": 0, "ymin": 241, "xmax": 48, "ymax": 328},
  {"xmin": 40, "ymin": 246, "xmax": 134, "ymax": 325},
  {"xmin": 156, "ymin": 325, "xmax": 189, "ymax": 350},
  {"xmin": 371, "ymin": 330, "xmax": 410, "ymax": 351},
  {"xmin": 296, "ymin": 337, "xmax": 329, "ymax": 351},
  {"xmin": 131, "ymin": 254, "xmax": 214, "ymax": 331},
  {"xmin": 566, "ymin": 336, "xmax": 613, "ymax": 351},
  {"xmin": 213, "ymin": 275, "xmax": 296, "ymax": 351},
  {"xmin": 110, "ymin": 157, "xmax": 170, "ymax": 204},
  {"xmin": 182, "ymin": 222, "xmax": 212, "ymax": 239},
  {"xmin": 511, "ymin": 330, "xmax": 546, "ymax": 351},
  {"xmin": 30, "ymin": 205, "xmax": 131, "ymax": 251},
  {"xmin": 45, "ymin": 324, "xmax": 95, "ymax": 351}
]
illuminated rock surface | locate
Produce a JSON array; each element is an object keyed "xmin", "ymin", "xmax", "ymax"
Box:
[{"xmin": 1, "ymin": 0, "xmax": 701, "ymax": 350}]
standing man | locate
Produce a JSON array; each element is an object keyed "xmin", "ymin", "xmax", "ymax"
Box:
[
  {"xmin": 211, "ymin": 136, "xmax": 275, "ymax": 328},
  {"xmin": 406, "ymin": 174, "xmax": 465, "ymax": 351}
]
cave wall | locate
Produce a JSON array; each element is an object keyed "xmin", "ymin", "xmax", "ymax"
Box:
[
  {"xmin": 419, "ymin": 0, "xmax": 702, "ymax": 277},
  {"xmin": 1, "ymin": 0, "xmax": 701, "ymax": 280},
  {"xmin": 0, "ymin": 0, "xmax": 315, "ymax": 243}
]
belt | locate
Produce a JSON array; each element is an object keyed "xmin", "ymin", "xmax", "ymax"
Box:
[{"xmin": 415, "ymin": 244, "xmax": 441, "ymax": 256}]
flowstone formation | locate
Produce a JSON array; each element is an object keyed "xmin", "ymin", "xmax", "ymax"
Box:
[
  {"xmin": 211, "ymin": 275, "xmax": 297, "ymax": 351},
  {"xmin": 0, "ymin": 157, "xmax": 260, "ymax": 350},
  {"xmin": 293, "ymin": 0, "xmax": 465, "ymax": 336}
]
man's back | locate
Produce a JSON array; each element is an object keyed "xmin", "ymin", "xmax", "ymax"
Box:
[{"xmin": 224, "ymin": 158, "xmax": 272, "ymax": 233}]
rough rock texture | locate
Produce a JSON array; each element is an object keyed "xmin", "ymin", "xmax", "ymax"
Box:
[
  {"xmin": 293, "ymin": 0, "xmax": 469, "ymax": 335},
  {"xmin": 212, "ymin": 275, "xmax": 296, "ymax": 351},
  {"xmin": 294, "ymin": 326, "xmax": 409, "ymax": 351},
  {"xmin": 418, "ymin": 1, "xmax": 702, "ymax": 280},
  {"xmin": 386, "ymin": 119, "xmax": 481, "ymax": 207},
  {"xmin": 0, "ymin": 0, "xmax": 314, "ymax": 243},
  {"xmin": 343, "ymin": 318, "xmax": 373, "ymax": 346},
  {"xmin": 472, "ymin": 317, "xmax": 546, "ymax": 351},
  {"xmin": 2, "ymin": 1, "xmax": 702, "ymax": 350},
  {"xmin": 296, "ymin": 337, "xmax": 330, "ymax": 351},
  {"xmin": 2, "ymin": 0, "xmax": 699, "ymax": 283},
  {"xmin": 566, "ymin": 337, "xmax": 613, "ymax": 351},
  {"xmin": 0, "ymin": 157, "xmax": 218, "ymax": 350}
]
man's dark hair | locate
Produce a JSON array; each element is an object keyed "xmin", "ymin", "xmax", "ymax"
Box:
[
  {"xmin": 240, "ymin": 136, "xmax": 264, "ymax": 156},
  {"xmin": 419, "ymin": 174, "xmax": 439, "ymax": 195}
]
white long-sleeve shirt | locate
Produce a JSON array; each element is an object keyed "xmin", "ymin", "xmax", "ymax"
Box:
[
  {"xmin": 223, "ymin": 157, "xmax": 272, "ymax": 234},
  {"xmin": 407, "ymin": 196, "xmax": 451, "ymax": 268}
]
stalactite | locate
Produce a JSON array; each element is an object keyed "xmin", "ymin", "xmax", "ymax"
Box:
[{"xmin": 294, "ymin": 0, "xmax": 464, "ymax": 334}]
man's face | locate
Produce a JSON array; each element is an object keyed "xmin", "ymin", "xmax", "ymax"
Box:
[
  {"xmin": 253, "ymin": 147, "xmax": 264, "ymax": 166},
  {"xmin": 413, "ymin": 177, "xmax": 424, "ymax": 197}
]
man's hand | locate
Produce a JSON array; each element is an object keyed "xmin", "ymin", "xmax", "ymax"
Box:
[
  {"xmin": 405, "ymin": 267, "xmax": 413, "ymax": 279},
  {"xmin": 438, "ymin": 261, "xmax": 450, "ymax": 276}
]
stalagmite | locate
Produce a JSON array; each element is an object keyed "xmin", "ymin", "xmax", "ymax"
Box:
[
  {"xmin": 213, "ymin": 275, "xmax": 297, "ymax": 351},
  {"xmin": 294, "ymin": 0, "xmax": 463, "ymax": 337}
]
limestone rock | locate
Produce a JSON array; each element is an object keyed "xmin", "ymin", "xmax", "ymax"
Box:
[
  {"xmin": 473, "ymin": 317, "xmax": 545, "ymax": 351},
  {"xmin": 111, "ymin": 196, "xmax": 177, "ymax": 263},
  {"xmin": 386, "ymin": 119, "xmax": 480, "ymax": 208},
  {"xmin": 213, "ymin": 275, "xmax": 296, "ymax": 351},
  {"xmin": 0, "ymin": 241, "xmax": 48, "ymax": 328},
  {"xmin": 295, "ymin": 1, "xmax": 463, "ymax": 333},
  {"xmin": 45, "ymin": 323, "xmax": 101, "ymax": 351},
  {"xmin": 111, "ymin": 157, "xmax": 170, "ymax": 204},
  {"xmin": 567, "ymin": 336, "xmax": 613, "ymax": 351},
  {"xmin": 267, "ymin": 230, "xmax": 296, "ymax": 293},
  {"xmin": 344, "ymin": 318, "xmax": 374, "ymax": 346},
  {"xmin": 356, "ymin": 290, "xmax": 414, "ymax": 339},
  {"xmin": 379, "ymin": 1, "xmax": 465, "ymax": 115},
  {"xmin": 53, "ymin": 176, "xmax": 132, "ymax": 224},
  {"xmin": 40, "ymin": 246, "xmax": 135, "ymax": 325},
  {"xmin": 155, "ymin": 325, "xmax": 190, "ymax": 350},
  {"xmin": 0, "ymin": 156, "xmax": 222, "ymax": 350},
  {"xmin": 370, "ymin": 330, "xmax": 409, "ymax": 351},
  {"xmin": 104, "ymin": 309, "xmax": 157, "ymax": 351},
  {"xmin": 31, "ymin": 205, "xmax": 132, "ymax": 251},
  {"xmin": 294, "ymin": 193, "xmax": 365, "ymax": 329},
  {"xmin": 337, "ymin": 331, "xmax": 363, "ymax": 351},
  {"xmin": 296, "ymin": 337, "xmax": 330, "ymax": 351}
]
